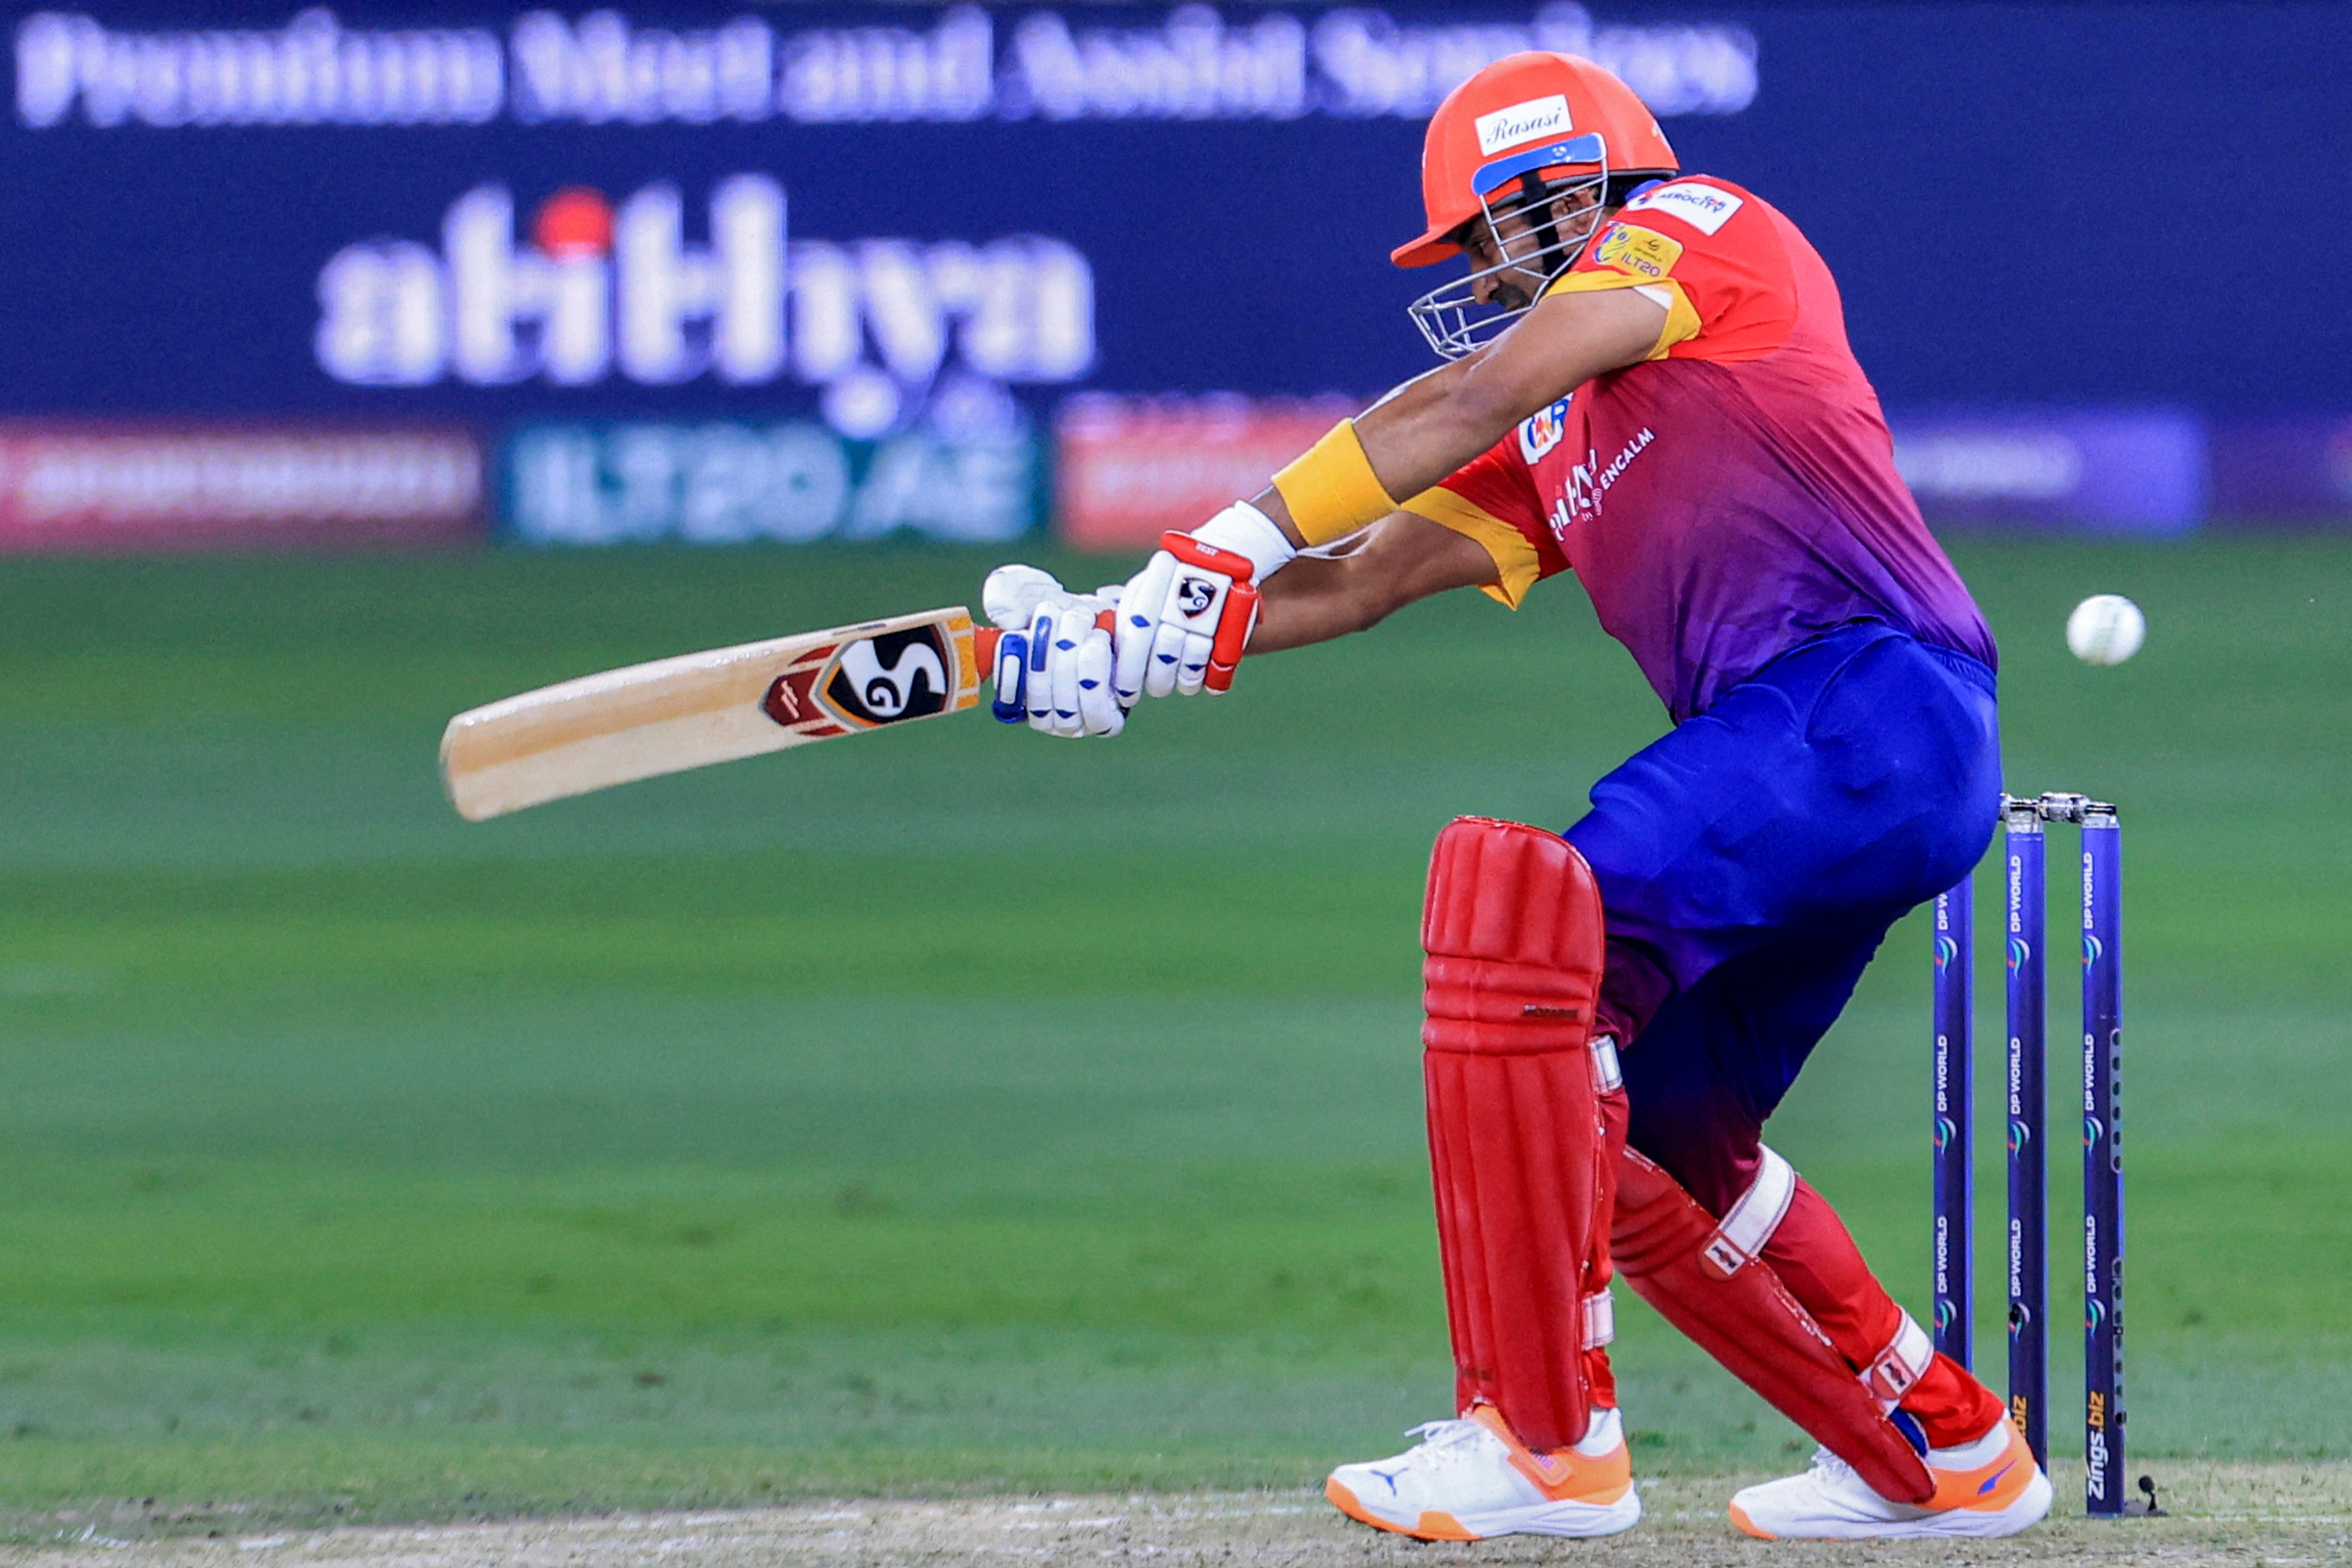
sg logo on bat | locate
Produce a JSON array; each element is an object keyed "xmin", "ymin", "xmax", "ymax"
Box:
[{"xmin": 764, "ymin": 623, "xmax": 956, "ymax": 732}]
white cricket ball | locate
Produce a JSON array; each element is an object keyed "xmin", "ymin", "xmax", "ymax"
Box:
[{"xmin": 2066, "ymin": 594, "xmax": 2145, "ymax": 666}]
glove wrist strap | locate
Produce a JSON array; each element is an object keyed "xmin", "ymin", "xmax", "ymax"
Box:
[{"xmin": 1190, "ymin": 500, "xmax": 1297, "ymax": 582}]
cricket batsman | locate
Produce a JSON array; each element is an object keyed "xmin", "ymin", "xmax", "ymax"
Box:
[{"xmin": 983, "ymin": 51, "xmax": 2042, "ymax": 1542}]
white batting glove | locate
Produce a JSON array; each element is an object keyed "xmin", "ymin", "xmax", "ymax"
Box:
[
  {"xmin": 982, "ymin": 564, "xmax": 1124, "ymax": 738},
  {"xmin": 1111, "ymin": 502, "xmax": 1294, "ymax": 704}
]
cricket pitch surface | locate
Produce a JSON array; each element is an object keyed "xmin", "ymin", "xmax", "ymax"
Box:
[{"xmin": 6, "ymin": 1465, "xmax": 2346, "ymax": 1567}]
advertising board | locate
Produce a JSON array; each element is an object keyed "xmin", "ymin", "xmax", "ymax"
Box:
[
  {"xmin": 0, "ymin": 3, "xmax": 2343, "ymax": 544},
  {"xmin": 505, "ymin": 415, "xmax": 1041, "ymax": 546},
  {"xmin": 1055, "ymin": 393, "xmax": 1351, "ymax": 550},
  {"xmin": 2208, "ymin": 418, "xmax": 2352, "ymax": 526},
  {"xmin": 0, "ymin": 424, "xmax": 482, "ymax": 552},
  {"xmin": 1889, "ymin": 411, "xmax": 2206, "ymax": 536}
]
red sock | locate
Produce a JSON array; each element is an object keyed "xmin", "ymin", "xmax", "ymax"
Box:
[
  {"xmin": 1902, "ymin": 1352, "xmax": 2007, "ymax": 1448},
  {"xmin": 1584, "ymin": 1346, "xmax": 1619, "ymax": 1414},
  {"xmin": 1761, "ymin": 1179, "xmax": 2005, "ymax": 1448}
]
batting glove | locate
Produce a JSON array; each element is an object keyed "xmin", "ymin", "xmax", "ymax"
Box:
[
  {"xmin": 982, "ymin": 563, "xmax": 1124, "ymax": 738},
  {"xmin": 1110, "ymin": 501, "xmax": 1295, "ymax": 704}
]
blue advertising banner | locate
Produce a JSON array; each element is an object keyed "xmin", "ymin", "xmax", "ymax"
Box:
[
  {"xmin": 2210, "ymin": 416, "xmax": 2352, "ymax": 526},
  {"xmin": 1, "ymin": 2, "xmax": 1757, "ymax": 424},
  {"xmin": 1891, "ymin": 410, "xmax": 2206, "ymax": 536},
  {"xmin": 1, "ymin": 2, "xmax": 2345, "ymax": 543},
  {"xmin": 505, "ymin": 415, "xmax": 1042, "ymax": 545}
]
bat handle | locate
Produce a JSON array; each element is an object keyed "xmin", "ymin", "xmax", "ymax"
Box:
[{"xmin": 972, "ymin": 610, "xmax": 1115, "ymax": 675}]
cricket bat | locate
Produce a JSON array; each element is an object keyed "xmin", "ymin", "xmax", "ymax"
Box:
[{"xmin": 440, "ymin": 605, "xmax": 1032, "ymax": 822}]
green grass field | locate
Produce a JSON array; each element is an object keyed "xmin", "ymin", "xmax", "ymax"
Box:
[{"xmin": 0, "ymin": 538, "xmax": 2345, "ymax": 1529}]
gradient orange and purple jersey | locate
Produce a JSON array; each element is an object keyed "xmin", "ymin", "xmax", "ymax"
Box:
[{"xmin": 1404, "ymin": 176, "xmax": 1995, "ymax": 723}]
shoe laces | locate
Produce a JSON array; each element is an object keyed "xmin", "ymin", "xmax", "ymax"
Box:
[
  {"xmin": 1401, "ymin": 1418, "xmax": 1493, "ymax": 1468},
  {"xmin": 1804, "ymin": 1445, "xmax": 1860, "ymax": 1486}
]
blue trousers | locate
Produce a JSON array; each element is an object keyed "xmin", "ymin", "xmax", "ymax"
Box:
[{"xmin": 1562, "ymin": 621, "xmax": 2000, "ymax": 1215}]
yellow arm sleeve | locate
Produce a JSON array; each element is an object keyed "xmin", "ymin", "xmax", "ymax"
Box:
[{"xmin": 1272, "ymin": 419, "xmax": 1399, "ymax": 546}]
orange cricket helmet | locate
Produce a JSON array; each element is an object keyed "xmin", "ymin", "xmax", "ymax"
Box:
[{"xmin": 1393, "ymin": 52, "xmax": 1679, "ymax": 269}]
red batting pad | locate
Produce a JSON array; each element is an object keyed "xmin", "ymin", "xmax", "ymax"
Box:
[
  {"xmin": 1611, "ymin": 1149, "xmax": 1936, "ymax": 1504},
  {"xmin": 1422, "ymin": 817, "xmax": 1610, "ymax": 1452},
  {"xmin": 1422, "ymin": 817, "xmax": 1605, "ymax": 1021}
]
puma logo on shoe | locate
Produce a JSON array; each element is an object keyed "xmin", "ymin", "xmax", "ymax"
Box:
[{"xmin": 1324, "ymin": 1405, "xmax": 1640, "ymax": 1541}]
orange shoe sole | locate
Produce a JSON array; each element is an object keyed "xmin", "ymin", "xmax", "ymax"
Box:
[{"xmin": 1325, "ymin": 1479, "xmax": 1480, "ymax": 1542}]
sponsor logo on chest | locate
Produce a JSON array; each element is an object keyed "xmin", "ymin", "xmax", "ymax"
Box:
[
  {"xmin": 1517, "ymin": 397, "xmax": 1571, "ymax": 464},
  {"xmin": 1590, "ymin": 222, "xmax": 1683, "ymax": 282},
  {"xmin": 1623, "ymin": 180, "xmax": 1745, "ymax": 235},
  {"xmin": 1544, "ymin": 426, "xmax": 1657, "ymax": 538}
]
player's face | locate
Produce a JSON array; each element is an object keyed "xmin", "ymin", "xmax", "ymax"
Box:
[{"xmin": 1461, "ymin": 188, "xmax": 1604, "ymax": 311}]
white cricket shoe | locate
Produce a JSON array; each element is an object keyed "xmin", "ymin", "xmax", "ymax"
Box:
[
  {"xmin": 1325, "ymin": 1403, "xmax": 1640, "ymax": 1540},
  {"xmin": 1728, "ymin": 1413, "xmax": 2052, "ymax": 1539}
]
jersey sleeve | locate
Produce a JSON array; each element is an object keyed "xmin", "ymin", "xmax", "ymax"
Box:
[
  {"xmin": 1542, "ymin": 177, "xmax": 1797, "ymax": 364},
  {"xmin": 1399, "ymin": 432, "xmax": 1567, "ymax": 609}
]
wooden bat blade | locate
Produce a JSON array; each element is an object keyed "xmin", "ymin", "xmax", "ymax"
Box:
[{"xmin": 440, "ymin": 607, "xmax": 983, "ymax": 821}]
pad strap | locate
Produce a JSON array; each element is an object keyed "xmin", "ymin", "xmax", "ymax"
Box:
[
  {"xmin": 1864, "ymin": 1310, "xmax": 1935, "ymax": 1404},
  {"xmin": 1590, "ymin": 1033, "xmax": 1622, "ymax": 1093},
  {"xmin": 1582, "ymin": 1289, "xmax": 1615, "ymax": 1349},
  {"xmin": 1701, "ymin": 1145, "xmax": 1797, "ymax": 1277}
]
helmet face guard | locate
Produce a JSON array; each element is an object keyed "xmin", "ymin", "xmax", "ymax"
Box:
[{"xmin": 1408, "ymin": 132, "xmax": 1609, "ymax": 361}]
